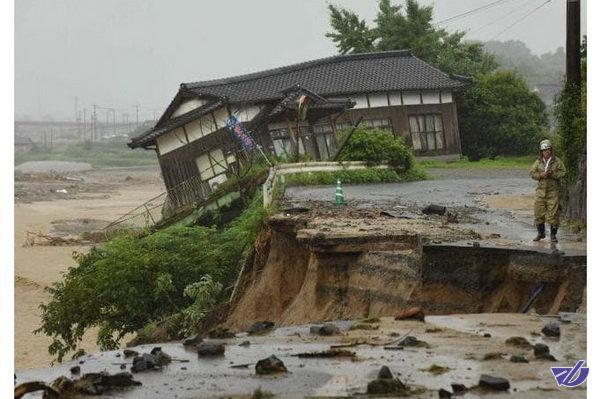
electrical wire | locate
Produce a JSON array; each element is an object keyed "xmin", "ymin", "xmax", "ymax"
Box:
[
  {"xmin": 489, "ymin": 0, "xmax": 552, "ymax": 40},
  {"xmin": 468, "ymin": 0, "xmax": 529, "ymax": 35},
  {"xmin": 434, "ymin": 0, "xmax": 509, "ymax": 26}
]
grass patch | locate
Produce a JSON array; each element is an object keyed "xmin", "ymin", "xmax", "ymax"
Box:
[
  {"xmin": 417, "ymin": 155, "xmax": 535, "ymax": 169},
  {"xmin": 284, "ymin": 166, "xmax": 427, "ymax": 187},
  {"xmin": 15, "ymin": 142, "xmax": 157, "ymax": 168}
]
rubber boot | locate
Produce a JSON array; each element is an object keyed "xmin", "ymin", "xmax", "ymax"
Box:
[
  {"xmin": 550, "ymin": 226, "xmax": 558, "ymax": 243},
  {"xmin": 533, "ymin": 223, "xmax": 546, "ymax": 241}
]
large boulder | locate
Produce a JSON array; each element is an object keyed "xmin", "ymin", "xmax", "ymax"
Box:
[{"xmin": 255, "ymin": 355, "xmax": 287, "ymax": 375}]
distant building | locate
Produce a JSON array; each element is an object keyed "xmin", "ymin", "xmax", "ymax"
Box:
[
  {"xmin": 129, "ymin": 50, "xmax": 470, "ymax": 197},
  {"xmin": 14, "ymin": 136, "xmax": 37, "ymax": 153}
]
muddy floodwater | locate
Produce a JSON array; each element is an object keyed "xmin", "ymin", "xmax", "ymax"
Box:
[
  {"xmin": 16, "ymin": 314, "xmax": 586, "ymax": 398},
  {"xmin": 14, "ymin": 164, "xmax": 163, "ymax": 369}
]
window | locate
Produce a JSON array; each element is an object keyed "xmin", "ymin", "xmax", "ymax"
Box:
[
  {"xmin": 408, "ymin": 114, "xmax": 445, "ymax": 152},
  {"xmin": 334, "ymin": 119, "xmax": 392, "ymax": 132},
  {"xmin": 362, "ymin": 118, "xmax": 392, "ymax": 131}
]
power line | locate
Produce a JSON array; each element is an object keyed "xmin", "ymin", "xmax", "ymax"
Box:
[
  {"xmin": 468, "ymin": 0, "xmax": 529, "ymax": 35},
  {"xmin": 490, "ymin": 0, "xmax": 552, "ymax": 40},
  {"xmin": 434, "ymin": 0, "xmax": 509, "ymax": 26}
]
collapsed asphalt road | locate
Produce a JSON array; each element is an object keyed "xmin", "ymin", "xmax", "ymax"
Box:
[{"xmin": 284, "ymin": 168, "xmax": 584, "ymax": 252}]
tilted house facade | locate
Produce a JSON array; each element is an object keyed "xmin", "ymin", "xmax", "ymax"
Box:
[{"xmin": 129, "ymin": 50, "xmax": 469, "ymax": 202}]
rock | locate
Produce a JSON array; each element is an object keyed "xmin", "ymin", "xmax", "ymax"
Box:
[
  {"xmin": 367, "ymin": 377, "xmax": 407, "ymax": 395},
  {"xmin": 472, "ymin": 241, "xmax": 481, "ymax": 247},
  {"xmin": 422, "ymin": 204, "xmax": 447, "ymax": 215},
  {"xmin": 510, "ymin": 355, "xmax": 529, "ymax": 363},
  {"xmin": 70, "ymin": 366, "xmax": 81, "ymax": 375},
  {"xmin": 150, "ymin": 347, "xmax": 172, "ymax": 365},
  {"xmin": 255, "ymin": 355, "xmax": 287, "ymax": 375},
  {"xmin": 239, "ymin": 340, "xmax": 251, "ymax": 347},
  {"xmin": 394, "ymin": 307, "xmax": 425, "ymax": 322},
  {"xmin": 451, "ymin": 383, "xmax": 467, "ymax": 394},
  {"xmin": 533, "ymin": 343, "xmax": 547, "ymax": 356},
  {"xmin": 483, "ymin": 333, "xmax": 492, "ymax": 338},
  {"xmin": 398, "ymin": 336, "xmax": 428, "ymax": 347},
  {"xmin": 310, "ymin": 323, "xmax": 340, "ymax": 336},
  {"xmin": 479, "ymin": 374, "xmax": 510, "ymax": 391},
  {"xmin": 120, "ymin": 364, "xmax": 126, "ymax": 370},
  {"xmin": 182, "ymin": 334, "xmax": 202, "ymax": 347},
  {"xmin": 123, "ymin": 349, "xmax": 139, "ymax": 358},
  {"xmin": 533, "ymin": 343, "xmax": 557, "ymax": 361},
  {"xmin": 438, "ymin": 388, "xmax": 453, "ymax": 398},
  {"xmin": 247, "ymin": 321, "xmax": 275, "ymax": 335},
  {"xmin": 197, "ymin": 343, "xmax": 225, "ymax": 357},
  {"xmin": 74, "ymin": 372, "xmax": 141, "ymax": 395},
  {"xmin": 542, "ymin": 322, "xmax": 561, "ymax": 337},
  {"xmin": 131, "ymin": 353, "xmax": 160, "ymax": 373},
  {"xmin": 208, "ymin": 327, "xmax": 236, "ymax": 339},
  {"xmin": 505, "ymin": 336, "xmax": 532, "ymax": 348},
  {"xmin": 378, "ymin": 366, "xmax": 393, "ymax": 379}
]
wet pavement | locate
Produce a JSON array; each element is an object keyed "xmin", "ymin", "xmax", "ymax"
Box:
[
  {"xmin": 16, "ymin": 314, "xmax": 586, "ymax": 398},
  {"xmin": 284, "ymin": 168, "xmax": 585, "ymax": 254}
]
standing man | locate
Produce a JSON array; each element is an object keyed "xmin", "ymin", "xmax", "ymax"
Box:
[{"xmin": 529, "ymin": 139, "xmax": 566, "ymax": 242}]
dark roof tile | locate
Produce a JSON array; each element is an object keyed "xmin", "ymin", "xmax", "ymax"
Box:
[{"xmin": 183, "ymin": 50, "xmax": 467, "ymax": 103}]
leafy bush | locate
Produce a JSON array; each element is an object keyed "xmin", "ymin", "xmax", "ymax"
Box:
[
  {"xmin": 37, "ymin": 193, "xmax": 267, "ymax": 361},
  {"xmin": 285, "ymin": 166, "xmax": 426, "ymax": 187},
  {"xmin": 457, "ymin": 71, "xmax": 548, "ymax": 160},
  {"xmin": 337, "ymin": 127, "xmax": 414, "ymax": 169}
]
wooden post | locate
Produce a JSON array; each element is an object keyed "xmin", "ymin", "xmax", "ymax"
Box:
[{"xmin": 309, "ymin": 121, "xmax": 321, "ymax": 161}]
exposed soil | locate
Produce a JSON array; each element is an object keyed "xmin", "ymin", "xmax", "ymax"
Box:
[
  {"xmin": 14, "ymin": 165, "xmax": 164, "ymax": 370},
  {"xmin": 225, "ymin": 211, "xmax": 585, "ymax": 331}
]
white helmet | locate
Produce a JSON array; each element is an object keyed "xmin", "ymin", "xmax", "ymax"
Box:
[{"xmin": 540, "ymin": 139, "xmax": 552, "ymax": 151}]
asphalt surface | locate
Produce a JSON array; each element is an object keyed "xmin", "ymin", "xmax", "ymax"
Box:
[{"xmin": 284, "ymin": 168, "xmax": 584, "ymax": 252}]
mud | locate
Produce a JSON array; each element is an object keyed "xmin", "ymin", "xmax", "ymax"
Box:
[
  {"xmin": 16, "ymin": 314, "xmax": 586, "ymax": 398},
  {"xmin": 14, "ymin": 166, "xmax": 164, "ymax": 369}
]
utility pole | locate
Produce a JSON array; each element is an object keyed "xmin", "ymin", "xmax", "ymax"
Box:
[
  {"xmin": 83, "ymin": 108, "xmax": 87, "ymax": 141},
  {"xmin": 566, "ymin": 0, "xmax": 581, "ymax": 94},
  {"xmin": 112, "ymin": 108, "xmax": 116, "ymax": 136},
  {"xmin": 135, "ymin": 104, "xmax": 139, "ymax": 127},
  {"xmin": 92, "ymin": 104, "xmax": 97, "ymax": 143}
]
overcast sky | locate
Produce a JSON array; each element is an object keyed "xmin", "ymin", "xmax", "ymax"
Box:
[{"xmin": 15, "ymin": 0, "xmax": 587, "ymax": 121}]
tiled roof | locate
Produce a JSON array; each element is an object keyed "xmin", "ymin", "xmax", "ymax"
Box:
[
  {"xmin": 183, "ymin": 50, "xmax": 468, "ymax": 103},
  {"xmin": 129, "ymin": 51, "xmax": 470, "ymax": 149}
]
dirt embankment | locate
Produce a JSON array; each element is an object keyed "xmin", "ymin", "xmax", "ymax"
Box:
[{"xmin": 225, "ymin": 213, "xmax": 586, "ymax": 331}]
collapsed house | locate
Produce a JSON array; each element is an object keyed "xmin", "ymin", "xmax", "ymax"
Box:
[{"xmin": 129, "ymin": 50, "xmax": 469, "ymax": 206}]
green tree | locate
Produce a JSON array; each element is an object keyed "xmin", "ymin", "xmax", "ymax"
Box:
[
  {"xmin": 326, "ymin": 0, "xmax": 548, "ymax": 159},
  {"xmin": 556, "ymin": 35, "xmax": 586, "ymax": 182},
  {"xmin": 458, "ymin": 71, "xmax": 547, "ymax": 159},
  {"xmin": 327, "ymin": 0, "xmax": 496, "ymax": 76}
]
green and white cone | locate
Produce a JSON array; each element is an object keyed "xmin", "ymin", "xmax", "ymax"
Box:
[{"xmin": 335, "ymin": 179, "xmax": 345, "ymax": 205}]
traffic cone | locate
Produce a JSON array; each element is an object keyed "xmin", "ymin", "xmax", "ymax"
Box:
[{"xmin": 335, "ymin": 179, "xmax": 345, "ymax": 205}]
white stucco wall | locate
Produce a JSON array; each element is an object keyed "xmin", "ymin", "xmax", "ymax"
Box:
[
  {"xmin": 441, "ymin": 91, "xmax": 453, "ymax": 103},
  {"xmin": 422, "ymin": 91, "xmax": 440, "ymax": 104},
  {"xmin": 157, "ymin": 127, "xmax": 187, "ymax": 155},
  {"xmin": 368, "ymin": 93, "xmax": 389, "ymax": 108},
  {"xmin": 171, "ymin": 98, "xmax": 207, "ymax": 118},
  {"xmin": 402, "ymin": 91, "xmax": 421, "ymax": 105}
]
